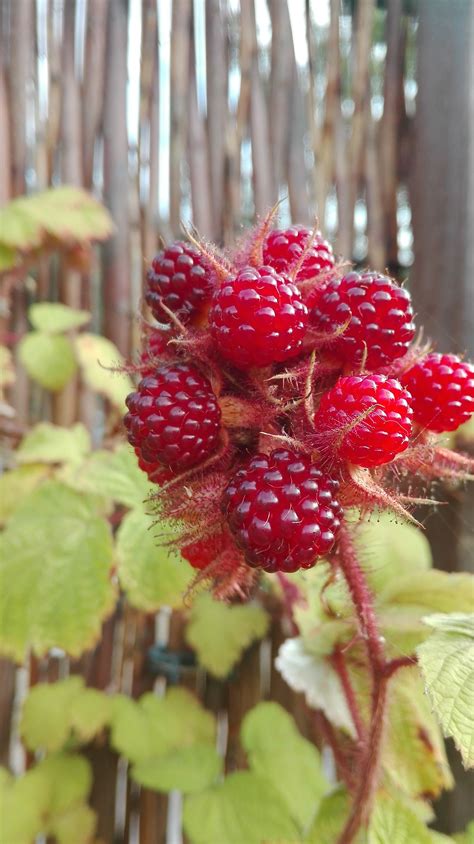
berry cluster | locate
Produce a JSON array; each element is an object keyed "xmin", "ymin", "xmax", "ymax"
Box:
[{"xmin": 124, "ymin": 217, "xmax": 474, "ymax": 597}]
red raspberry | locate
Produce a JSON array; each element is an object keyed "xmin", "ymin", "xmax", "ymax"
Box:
[
  {"xmin": 209, "ymin": 266, "xmax": 308, "ymax": 368},
  {"xmin": 124, "ymin": 364, "xmax": 221, "ymax": 472},
  {"xmin": 310, "ymin": 271, "xmax": 415, "ymax": 369},
  {"xmin": 181, "ymin": 531, "xmax": 228, "ymax": 570},
  {"xmin": 145, "ymin": 241, "xmax": 213, "ymax": 324},
  {"xmin": 223, "ymin": 449, "xmax": 342, "ymax": 573},
  {"xmin": 313, "ymin": 374, "xmax": 413, "ymax": 468},
  {"xmin": 263, "ymin": 225, "xmax": 335, "ymax": 281},
  {"xmin": 401, "ymin": 353, "xmax": 474, "ymax": 433}
]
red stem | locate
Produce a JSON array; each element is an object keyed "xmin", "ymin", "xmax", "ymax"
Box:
[
  {"xmin": 332, "ymin": 646, "xmax": 366, "ymax": 743},
  {"xmin": 334, "ymin": 523, "xmax": 390, "ymax": 844}
]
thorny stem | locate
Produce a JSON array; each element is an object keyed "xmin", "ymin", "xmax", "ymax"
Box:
[
  {"xmin": 334, "ymin": 522, "xmax": 405, "ymax": 844},
  {"xmin": 331, "ymin": 647, "xmax": 366, "ymax": 744}
]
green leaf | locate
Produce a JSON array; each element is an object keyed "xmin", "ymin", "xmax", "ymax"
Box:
[
  {"xmin": 383, "ymin": 667, "xmax": 453, "ymax": 800},
  {"xmin": 132, "ymin": 744, "xmax": 222, "ymax": 794},
  {"xmin": 0, "ymin": 464, "xmax": 49, "ymax": 524},
  {"xmin": 0, "ymin": 481, "xmax": 115, "ymax": 660},
  {"xmin": 306, "ymin": 788, "xmax": 365, "ymax": 844},
  {"xmin": 16, "ymin": 422, "xmax": 91, "ymax": 465},
  {"xmin": 18, "ymin": 332, "xmax": 77, "ymax": 390},
  {"xmin": 275, "ymin": 637, "xmax": 356, "ymax": 736},
  {"xmin": 183, "ymin": 771, "xmax": 298, "ymax": 844},
  {"xmin": 368, "ymin": 794, "xmax": 435, "ymax": 844},
  {"xmin": 66, "ymin": 444, "xmax": 153, "ymax": 509},
  {"xmin": 454, "ymin": 820, "xmax": 474, "ymax": 843},
  {"xmin": 29, "ymin": 302, "xmax": 91, "ymax": 333},
  {"xmin": 417, "ymin": 613, "xmax": 474, "ymax": 769},
  {"xmin": 0, "ymin": 764, "xmax": 51, "ymax": 844},
  {"xmin": 379, "ymin": 571, "xmax": 474, "ymax": 615},
  {"xmin": 21, "ymin": 676, "xmax": 111, "ymax": 751},
  {"xmin": 0, "ymin": 753, "xmax": 94, "ymax": 844},
  {"xmin": 0, "ymin": 188, "xmax": 113, "ymax": 271},
  {"xmin": 74, "ymin": 333, "xmax": 134, "ymax": 409},
  {"xmin": 110, "ymin": 687, "xmax": 216, "ymax": 764},
  {"xmin": 185, "ymin": 593, "xmax": 269, "ymax": 678},
  {"xmin": 355, "ymin": 512, "xmax": 432, "ymax": 592},
  {"xmin": 241, "ymin": 702, "xmax": 328, "ymax": 829},
  {"xmin": 116, "ymin": 509, "xmax": 193, "ymax": 611}
]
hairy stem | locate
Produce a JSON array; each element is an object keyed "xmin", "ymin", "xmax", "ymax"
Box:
[
  {"xmin": 332, "ymin": 646, "xmax": 366, "ymax": 743},
  {"xmin": 335, "ymin": 523, "xmax": 389, "ymax": 844}
]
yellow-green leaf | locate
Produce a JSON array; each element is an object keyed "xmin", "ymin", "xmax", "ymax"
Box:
[
  {"xmin": 183, "ymin": 771, "xmax": 298, "ymax": 844},
  {"xmin": 383, "ymin": 667, "xmax": 453, "ymax": 800},
  {"xmin": 29, "ymin": 302, "xmax": 91, "ymax": 333},
  {"xmin": 0, "ymin": 481, "xmax": 115, "ymax": 661},
  {"xmin": 306, "ymin": 788, "xmax": 365, "ymax": 844},
  {"xmin": 66, "ymin": 444, "xmax": 153, "ymax": 509},
  {"xmin": 74, "ymin": 333, "xmax": 134, "ymax": 409},
  {"xmin": 21, "ymin": 676, "xmax": 111, "ymax": 752},
  {"xmin": 368, "ymin": 794, "xmax": 434, "ymax": 844},
  {"xmin": 417, "ymin": 613, "xmax": 474, "ymax": 769},
  {"xmin": 132, "ymin": 744, "xmax": 223, "ymax": 794},
  {"xmin": 116, "ymin": 509, "xmax": 193, "ymax": 610},
  {"xmin": 0, "ymin": 464, "xmax": 50, "ymax": 524},
  {"xmin": 241, "ymin": 702, "xmax": 328, "ymax": 829},
  {"xmin": 18, "ymin": 332, "xmax": 77, "ymax": 390},
  {"xmin": 16, "ymin": 422, "xmax": 91, "ymax": 465},
  {"xmin": 110, "ymin": 688, "xmax": 215, "ymax": 766},
  {"xmin": 185, "ymin": 593, "xmax": 269, "ymax": 678}
]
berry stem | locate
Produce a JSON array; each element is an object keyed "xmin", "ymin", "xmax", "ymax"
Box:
[
  {"xmin": 334, "ymin": 523, "xmax": 389, "ymax": 844},
  {"xmin": 336, "ymin": 522, "xmax": 385, "ymax": 675},
  {"xmin": 331, "ymin": 647, "xmax": 366, "ymax": 743},
  {"xmin": 337, "ymin": 674, "xmax": 388, "ymax": 844}
]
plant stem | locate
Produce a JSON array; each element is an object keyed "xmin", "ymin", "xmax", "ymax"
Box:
[
  {"xmin": 332, "ymin": 646, "xmax": 366, "ymax": 743},
  {"xmin": 335, "ymin": 523, "xmax": 389, "ymax": 844}
]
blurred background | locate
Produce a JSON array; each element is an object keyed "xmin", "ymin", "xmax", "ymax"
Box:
[{"xmin": 0, "ymin": 0, "xmax": 473, "ymax": 838}]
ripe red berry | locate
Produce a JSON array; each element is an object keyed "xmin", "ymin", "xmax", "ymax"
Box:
[
  {"xmin": 401, "ymin": 353, "xmax": 474, "ymax": 433},
  {"xmin": 181, "ymin": 531, "xmax": 228, "ymax": 570},
  {"xmin": 310, "ymin": 271, "xmax": 415, "ymax": 369},
  {"xmin": 223, "ymin": 449, "xmax": 342, "ymax": 573},
  {"xmin": 263, "ymin": 225, "xmax": 335, "ymax": 281},
  {"xmin": 209, "ymin": 266, "xmax": 308, "ymax": 368},
  {"xmin": 313, "ymin": 374, "xmax": 413, "ymax": 468},
  {"xmin": 145, "ymin": 241, "xmax": 213, "ymax": 324},
  {"xmin": 124, "ymin": 364, "xmax": 221, "ymax": 472}
]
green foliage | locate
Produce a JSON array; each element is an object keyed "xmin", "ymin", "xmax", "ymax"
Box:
[
  {"xmin": 19, "ymin": 331, "xmax": 77, "ymax": 391},
  {"xmin": 0, "ymin": 186, "xmax": 113, "ymax": 274},
  {"xmin": 16, "ymin": 422, "xmax": 91, "ymax": 465},
  {"xmin": 116, "ymin": 508, "xmax": 194, "ymax": 610},
  {"xmin": 183, "ymin": 771, "xmax": 299, "ymax": 844},
  {"xmin": 185, "ymin": 593, "xmax": 269, "ymax": 677},
  {"xmin": 29, "ymin": 302, "xmax": 91, "ymax": 333},
  {"xmin": 74, "ymin": 332, "xmax": 134, "ymax": 409},
  {"xmin": 241, "ymin": 702, "xmax": 328, "ymax": 828},
  {"xmin": 454, "ymin": 821, "xmax": 474, "ymax": 843},
  {"xmin": 0, "ymin": 753, "xmax": 95, "ymax": 844},
  {"xmin": 0, "ymin": 481, "xmax": 115, "ymax": 660},
  {"xmin": 110, "ymin": 688, "xmax": 220, "ymax": 793},
  {"xmin": 417, "ymin": 613, "xmax": 474, "ymax": 769},
  {"xmin": 0, "ymin": 463, "xmax": 49, "ymax": 524},
  {"xmin": 384, "ymin": 668, "xmax": 453, "ymax": 800},
  {"xmin": 65, "ymin": 444, "xmax": 152, "ymax": 509},
  {"xmin": 21, "ymin": 676, "xmax": 110, "ymax": 751},
  {"xmin": 368, "ymin": 794, "xmax": 456, "ymax": 844},
  {"xmin": 306, "ymin": 788, "xmax": 365, "ymax": 843}
]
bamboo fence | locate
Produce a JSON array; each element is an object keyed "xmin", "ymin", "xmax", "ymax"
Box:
[{"xmin": 0, "ymin": 0, "xmax": 473, "ymax": 840}]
